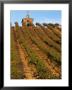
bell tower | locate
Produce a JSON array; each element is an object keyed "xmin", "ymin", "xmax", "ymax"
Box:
[{"xmin": 22, "ymin": 11, "xmax": 33, "ymax": 30}]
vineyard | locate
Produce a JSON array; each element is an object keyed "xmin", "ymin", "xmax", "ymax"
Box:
[{"xmin": 11, "ymin": 23, "xmax": 61, "ymax": 79}]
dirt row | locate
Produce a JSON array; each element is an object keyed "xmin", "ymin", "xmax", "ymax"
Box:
[
  {"xmin": 11, "ymin": 25, "xmax": 61, "ymax": 79},
  {"xmin": 20, "ymin": 29, "xmax": 61, "ymax": 78}
]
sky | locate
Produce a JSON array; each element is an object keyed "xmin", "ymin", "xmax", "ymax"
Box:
[{"xmin": 10, "ymin": 10, "xmax": 61, "ymax": 26}]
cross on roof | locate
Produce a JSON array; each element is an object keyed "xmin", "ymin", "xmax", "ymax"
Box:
[{"xmin": 26, "ymin": 11, "xmax": 30, "ymax": 18}]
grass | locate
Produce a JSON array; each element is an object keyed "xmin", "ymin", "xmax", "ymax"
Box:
[
  {"xmin": 11, "ymin": 24, "xmax": 61, "ymax": 79},
  {"xmin": 34, "ymin": 26, "xmax": 61, "ymax": 52},
  {"xmin": 11, "ymin": 30, "xmax": 25, "ymax": 79},
  {"xmin": 16, "ymin": 29, "xmax": 59, "ymax": 79},
  {"xmin": 25, "ymin": 29, "xmax": 61, "ymax": 63},
  {"xmin": 47, "ymin": 25, "xmax": 61, "ymax": 38}
]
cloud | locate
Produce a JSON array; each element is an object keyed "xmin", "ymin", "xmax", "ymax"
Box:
[
  {"xmin": 43, "ymin": 18, "xmax": 60, "ymax": 24},
  {"xmin": 33, "ymin": 17, "xmax": 61, "ymax": 25}
]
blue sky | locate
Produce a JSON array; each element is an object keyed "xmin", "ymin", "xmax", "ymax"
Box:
[{"xmin": 10, "ymin": 10, "xmax": 61, "ymax": 26}]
